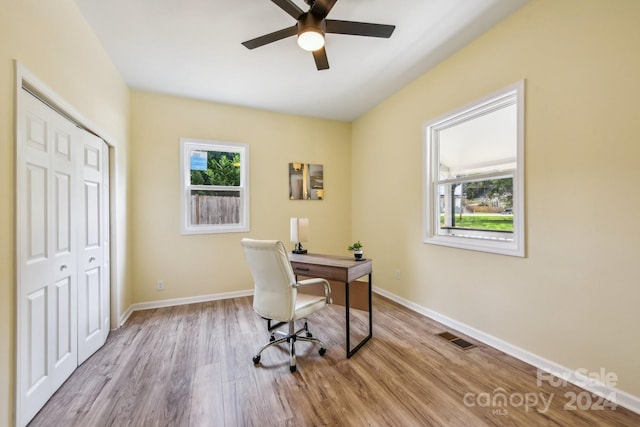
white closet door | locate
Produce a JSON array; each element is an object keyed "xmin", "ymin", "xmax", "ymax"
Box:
[
  {"xmin": 17, "ymin": 88, "xmax": 111, "ymax": 426},
  {"xmin": 17, "ymin": 90, "xmax": 79, "ymax": 424},
  {"xmin": 77, "ymin": 131, "xmax": 109, "ymax": 364}
]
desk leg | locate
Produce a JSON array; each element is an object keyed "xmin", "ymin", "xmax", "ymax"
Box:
[
  {"xmin": 346, "ymin": 273, "xmax": 373, "ymax": 358},
  {"xmin": 345, "ymin": 281, "xmax": 350, "ymax": 357}
]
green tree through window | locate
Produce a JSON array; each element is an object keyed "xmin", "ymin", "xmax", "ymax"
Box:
[
  {"xmin": 191, "ymin": 152, "xmax": 240, "ymax": 187},
  {"xmin": 463, "ymin": 178, "xmax": 513, "ymax": 210}
]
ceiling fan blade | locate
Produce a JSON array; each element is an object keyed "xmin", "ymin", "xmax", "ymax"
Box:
[
  {"xmin": 310, "ymin": 0, "xmax": 337, "ymax": 18},
  {"xmin": 242, "ymin": 26, "xmax": 298, "ymax": 50},
  {"xmin": 326, "ymin": 20, "xmax": 395, "ymax": 38},
  {"xmin": 312, "ymin": 47, "xmax": 330, "ymax": 70},
  {"xmin": 271, "ymin": 0, "xmax": 305, "ymax": 19}
]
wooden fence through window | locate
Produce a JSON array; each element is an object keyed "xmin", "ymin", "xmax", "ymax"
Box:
[{"xmin": 191, "ymin": 195, "xmax": 240, "ymax": 225}]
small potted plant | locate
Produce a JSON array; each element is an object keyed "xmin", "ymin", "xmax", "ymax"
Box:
[{"xmin": 347, "ymin": 240, "xmax": 364, "ymax": 261}]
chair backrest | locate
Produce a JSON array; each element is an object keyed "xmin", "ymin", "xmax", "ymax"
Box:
[{"xmin": 240, "ymin": 238, "xmax": 297, "ymax": 322}]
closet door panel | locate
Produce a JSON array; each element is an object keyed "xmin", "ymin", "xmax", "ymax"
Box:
[
  {"xmin": 18, "ymin": 94, "xmax": 55, "ymax": 423},
  {"xmin": 49, "ymin": 107, "xmax": 79, "ymax": 389},
  {"xmin": 17, "ymin": 90, "xmax": 79, "ymax": 425},
  {"xmin": 50, "ymin": 275, "xmax": 75, "ymax": 390},
  {"xmin": 53, "ymin": 277, "xmax": 72, "ymax": 363},
  {"xmin": 78, "ymin": 132, "xmax": 107, "ymax": 364},
  {"xmin": 26, "ymin": 288, "xmax": 48, "ymax": 393},
  {"xmin": 81, "ymin": 268, "xmax": 102, "ymax": 333},
  {"xmin": 24, "ymin": 163, "xmax": 49, "ymax": 291},
  {"xmin": 54, "ymin": 172, "xmax": 71, "ymax": 253},
  {"xmin": 24, "ymin": 107, "xmax": 50, "ymax": 275}
]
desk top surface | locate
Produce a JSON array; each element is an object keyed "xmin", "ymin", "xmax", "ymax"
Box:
[{"xmin": 289, "ymin": 253, "xmax": 372, "ymax": 269}]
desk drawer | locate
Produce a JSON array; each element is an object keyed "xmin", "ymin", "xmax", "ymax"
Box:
[
  {"xmin": 291, "ymin": 262, "xmax": 347, "ymax": 282},
  {"xmin": 296, "ymin": 279, "xmax": 369, "ymax": 311}
]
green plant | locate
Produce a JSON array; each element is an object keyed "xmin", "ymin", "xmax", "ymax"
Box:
[{"xmin": 347, "ymin": 240, "xmax": 363, "ymax": 252}]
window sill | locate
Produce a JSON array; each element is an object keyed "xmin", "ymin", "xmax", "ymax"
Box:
[{"xmin": 424, "ymin": 233, "xmax": 524, "ymax": 257}]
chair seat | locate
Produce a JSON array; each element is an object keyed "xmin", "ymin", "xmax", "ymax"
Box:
[{"xmin": 293, "ymin": 293, "xmax": 327, "ymax": 320}]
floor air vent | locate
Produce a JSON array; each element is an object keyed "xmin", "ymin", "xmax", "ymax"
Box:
[{"xmin": 437, "ymin": 332, "xmax": 476, "ymax": 350}]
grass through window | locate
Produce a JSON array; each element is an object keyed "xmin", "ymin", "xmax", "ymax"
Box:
[{"xmin": 441, "ymin": 215, "xmax": 513, "ymax": 231}]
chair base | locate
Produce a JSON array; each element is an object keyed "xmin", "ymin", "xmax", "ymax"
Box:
[{"xmin": 252, "ymin": 319, "xmax": 327, "ymax": 372}]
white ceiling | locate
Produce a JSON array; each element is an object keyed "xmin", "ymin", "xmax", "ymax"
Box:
[{"xmin": 75, "ymin": 0, "xmax": 529, "ymax": 122}]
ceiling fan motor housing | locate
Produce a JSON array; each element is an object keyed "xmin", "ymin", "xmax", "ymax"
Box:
[{"xmin": 297, "ymin": 13, "xmax": 326, "ymax": 36}]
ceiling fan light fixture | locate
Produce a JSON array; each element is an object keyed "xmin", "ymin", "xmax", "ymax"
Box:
[
  {"xmin": 241, "ymin": 2, "xmax": 395, "ymax": 70},
  {"xmin": 297, "ymin": 28, "xmax": 324, "ymax": 51}
]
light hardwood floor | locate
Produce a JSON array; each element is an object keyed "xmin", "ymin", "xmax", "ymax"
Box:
[{"xmin": 29, "ymin": 294, "xmax": 639, "ymax": 426}]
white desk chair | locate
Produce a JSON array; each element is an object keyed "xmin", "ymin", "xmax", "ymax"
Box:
[{"xmin": 241, "ymin": 238, "xmax": 332, "ymax": 372}]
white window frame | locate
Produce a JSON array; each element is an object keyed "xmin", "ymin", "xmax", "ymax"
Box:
[
  {"xmin": 180, "ymin": 138, "xmax": 250, "ymax": 234},
  {"xmin": 423, "ymin": 81, "xmax": 525, "ymax": 257}
]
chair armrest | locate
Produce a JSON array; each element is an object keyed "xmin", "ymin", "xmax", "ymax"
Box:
[{"xmin": 295, "ymin": 278, "xmax": 332, "ymax": 304}]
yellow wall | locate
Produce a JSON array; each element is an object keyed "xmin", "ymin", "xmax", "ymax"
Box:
[
  {"xmin": 0, "ymin": 0, "xmax": 130, "ymax": 425},
  {"xmin": 129, "ymin": 91, "xmax": 352, "ymax": 303},
  {"xmin": 352, "ymin": 0, "xmax": 640, "ymax": 397}
]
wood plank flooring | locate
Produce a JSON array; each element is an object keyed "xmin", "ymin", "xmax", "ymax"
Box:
[{"xmin": 29, "ymin": 295, "xmax": 640, "ymax": 426}]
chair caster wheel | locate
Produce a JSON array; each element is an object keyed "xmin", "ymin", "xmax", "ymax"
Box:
[
  {"xmin": 252, "ymin": 355, "xmax": 261, "ymax": 364},
  {"xmin": 306, "ymin": 332, "xmax": 313, "ymax": 338},
  {"xmin": 319, "ymin": 348, "xmax": 327, "ymax": 356},
  {"xmin": 290, "ymin": 365, "xmax": 297, "ymax": 373}
]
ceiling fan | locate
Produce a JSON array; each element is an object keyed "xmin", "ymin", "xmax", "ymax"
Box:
[{"xmin": 241, "ymin": 0, "xmax": 395, "ymax": 70}]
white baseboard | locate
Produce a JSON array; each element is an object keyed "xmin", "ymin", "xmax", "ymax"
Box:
[
  {"xmin": 119, "ymin": 289, "xmax": 254, "ymax": 326},
  {"xmin": 118, "ymin": 305, "xmax": 134, "ymax": 327},
  {"xmin": 373, "ymin": 286, "xmax": 640, "ymax": 415}
]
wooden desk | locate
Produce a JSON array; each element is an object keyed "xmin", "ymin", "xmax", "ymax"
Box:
[{"xmin": 289, "ymin": 253, "xmax": 373, "ymax": 358}]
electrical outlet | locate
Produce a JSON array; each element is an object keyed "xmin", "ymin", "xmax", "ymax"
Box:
[
  {"xmin": 156, "ymin": 280, "xmax": 165, "ymax": 291},
  {"xmin": 394, "ymin": 270, "xmax": 401, "ymax": 280}
]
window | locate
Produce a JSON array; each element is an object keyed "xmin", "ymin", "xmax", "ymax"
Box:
[
  {"xmin": 180, "ymin": 138, "xmax": 249, "ymax": 234},
  {"xmin": 424, "ymin": 81, "xmax": 525, "ymax": 256}
]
